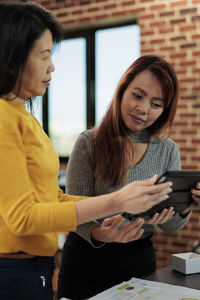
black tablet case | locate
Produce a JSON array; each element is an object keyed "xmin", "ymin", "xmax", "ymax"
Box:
[{"xmin": 123, "ymin": 170, "xmax": 200, "ymax": 220}]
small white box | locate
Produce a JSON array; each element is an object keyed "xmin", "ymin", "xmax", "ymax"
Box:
[{"xmin": 172, "ymin": 252, "xmax": 200, "ymax": 274}]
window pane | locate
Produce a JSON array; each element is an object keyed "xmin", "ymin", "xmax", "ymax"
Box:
[
  {"xmin": 95, "ymin": 25, "xmax": 140, "ymax": 125},
  {"xmin": 49, "ymin": 39, "xmax": 86, "ymax": 156},
  {"xmin": 25, "ymin": 96, "xmax": 43, "ymax": 125}
]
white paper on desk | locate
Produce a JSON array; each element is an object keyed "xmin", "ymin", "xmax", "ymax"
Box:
[{"xmin": 90, "ymin": 277, "xmax": 200, "ymax": 299}]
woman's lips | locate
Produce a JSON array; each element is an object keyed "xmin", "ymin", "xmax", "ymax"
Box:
[
  {"xmin": 42, "ymin": 80, "xmax": 50, "ymax": 87},
  {"xmin": 130, "ymin": 115, "xmax": 146, "ymax": 124}
]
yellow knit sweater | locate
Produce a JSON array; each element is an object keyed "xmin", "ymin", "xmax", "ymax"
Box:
[{"xmin": 0, "ymin": 98, "xmax": 84, "ymax": 256}]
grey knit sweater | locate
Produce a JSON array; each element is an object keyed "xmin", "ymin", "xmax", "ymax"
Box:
[{"xmin": 66, "ymin": 129, "xmax": 190, "ymax": 247}]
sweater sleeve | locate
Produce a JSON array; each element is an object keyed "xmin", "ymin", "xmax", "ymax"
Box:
[
  {"xmin": 65, "ymin": 131, "xmax": 103, "ymax": 247},
  {"xmin": 0, "ymin": 110, "xmax": 87, "ymax": 236}
]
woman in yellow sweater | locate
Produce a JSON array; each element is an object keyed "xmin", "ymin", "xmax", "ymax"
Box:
[{"xmin": 0, "ymin": 2, "xmax": 173, "ymax": 300}]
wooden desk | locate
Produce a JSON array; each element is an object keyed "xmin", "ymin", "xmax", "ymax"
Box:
[{"xmin": 143, "ymin": 265, "xmax": 200, "ymax": 290}]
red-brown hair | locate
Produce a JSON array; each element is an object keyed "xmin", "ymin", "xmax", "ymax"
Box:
[{"xmin": 91, "ymin": 55, "xmax": 180, "ymax": 186}]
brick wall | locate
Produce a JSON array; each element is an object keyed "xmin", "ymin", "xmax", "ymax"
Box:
[{"xmin": 36, "ymin": 0, "xmax": 200, "ymax": 268}]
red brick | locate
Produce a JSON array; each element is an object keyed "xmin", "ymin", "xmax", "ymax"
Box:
[
  {"xmin": 65, "ymin": 3, "xmax": 75, "ymax": 8},
  {"xmin": 159, "ymin": 28, "xmax": 174, "ymax": 34},
  {"xmin": 182, "ymin": 165, "xmax": 198, "ymax": 170},
  {"xmin": 193, "ymin": 51, "xmax": 200, "ymax": 56},
  {"xmin": 180, "ymin": 95, "xmax": 197, "ymax": 100},
  {"xmin": 181, "ymin": 156, "xmax": 187, "ymax": 161},
  {"xmin": 62, "ymin": 19, "xmax": 76, "ymax": 25},
  {"xmin": 140, "ymin": 14, "xmax": 155, "ymax": 20},
  {"xmin": 180, "ymin": 113, "xmax": 197, "ymax": 120},
  {"xmin": 57, "ymin": 12, "xmax": 67, "ymax": 17},
  {"xmin": 173, "ymin": 123, "xmax": 187, "ymax": 127},
  {"xmin": 79, "ymin": 0, "xmax": 91, "ymax": 4},
  {"xmin": 96, "ymin": 13, "xmax": 109, "ymax": 19},
  {"xmin": 180, "ymin": 146, "xmax": 197, "ymax": 151},
  {"xmin": 112, "ymin": 11, "xmax": 128, "ymax": 17},
  {"xmin": 150, "ymin": 38, "xmax": 165, "ymax": 44},
  {"xmin": 170, "ymin": 0, "xmax": 188, "ymax": 7},
  {"xmin": 192, "ymin": 15, "xmax": 200, "ymax": 21},
  {"xmin": 170, "ymin": 35, "xmax": 186, "ymax": 41},
  {"xmin": 180, "ymin": 78, "xmax": 196, "ymax": 83},
  {"xmin": 88, "ymin": 7, "xmax": 100, "ymax": 12},
  {"xmin": 103, "ymin": 4, "xmax": 116, "ymax": 9},
  {"xmin": 160, "ymin": 11, "xmax": 174, "ymax": 17},
  {"xmin": 160, "ymin": 46, "xmax": 175, "ymax": 51},
  {"xmin": 193, "ymin": 87, "xmax": 200, "ymax": 91},
  {"xmin": 191, "ymin": 226, "xmax": 200, "ymax": 231},
  {"xmin": 193, "ymin": 68, "xmax": 200, "ymax": 73},
  {"xmin": 78, "ymin": 17, "xmax": 91, "ymax": 23},
  {"xmin": 142, "ymin": 48, "xmax": 155, "ymax": 53},
  {"xmin": 41, "ymin": 0, "xmax": 51, "ymax": 5},
  {"xmin": 173, "ymin": 139, "xmax": 187, "ymax": 143},
  {"xmin": 150, "ymin": 4, "xmax": 166, "ymax": 10},
  {"xmin": 180, "ymin": 24, "xmax": 196, "ymax": 32},
  {"xmin": 192, "ymin": 122, "xmax": 200, "ymax": 126},
  {"xmin": 177, "ymin": 104, "xmax": 188, "ymax": 108},
  {"xmin": 141, "ymin": 31, "xmax": 154, "ymax": 36},
  {"xmin": 121, "ymin": 0, "xmax": 135, "ymax": 7},
  {"xmin": 180, "ymin": 7, "xmax": 197, "ymax": 14},
  {"xmin": 130, "ymin": 7, "xmax": 145, "ymax": 14},
  {"xmin": 150, "ymin": 21, "xmax": 165, "ymax": 27},
  {"xmin": 191, "ymin": 157, "xmax": 200, "ymax": 161},
  {"xmin": 192, "ymin": 34, "xmax": 200, "ymax": 39},
  {"xmin": 72, "ymin": 10, "xmax": 83, "ymax": 15},
  {"xmin": 170, "ymin": 18, "xmax": 186, "ymax": 24},
  {"xmin": 180, "ymin": 43, "xmax": 196, "ymax": 49},
  {"xmin": 191, "ymin": 139, "xmax": 200, "ymax": 143},
  {"xmin": 50, "ymin": 6, "xmax": 60, "ymax": 11},
  {"xmin": 176, "ymin": 70, "xmax": 187, "ymax": 74},
  {"xmin": 180, "ymin": 60, "xmax": 196, "ymax": 66},
  {"xmin": 171, "ymin": 52, "xmax": 187, "ymax": 58},
  {"xmin": 180, "ymin": 87, "xmax": 188, "ymax": 92}
]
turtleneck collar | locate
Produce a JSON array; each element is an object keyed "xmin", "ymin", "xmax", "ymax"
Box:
[{"xmin": 130, "ymin": 129, "xmax": 151, "ymax": 143}]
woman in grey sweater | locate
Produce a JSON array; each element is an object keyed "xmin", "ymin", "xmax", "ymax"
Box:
[{"xmin": 58, "ymin": 55, "xmax": 198, "ymax": 300}]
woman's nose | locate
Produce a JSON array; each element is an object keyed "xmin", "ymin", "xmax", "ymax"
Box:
[
  {"xmin": 48, "ymin": 59, "xmax": 55, "ymax": 73},
  {"xmin": 135, "ymin": 100, "xmax": 149, "ymax": 114}
]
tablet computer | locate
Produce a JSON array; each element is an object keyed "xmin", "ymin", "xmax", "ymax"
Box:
[{"xmin": 122, "ymin": 170, "xmax": 200, "ymax": 220}]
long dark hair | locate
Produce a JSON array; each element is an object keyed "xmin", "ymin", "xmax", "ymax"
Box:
[
  {"xmin": 92, "ymin": 55, "xmax": 180, "ymax": 186},
  {"xmin": 0, "ymin": 2, "xmax": 63, "ymax": 100}
]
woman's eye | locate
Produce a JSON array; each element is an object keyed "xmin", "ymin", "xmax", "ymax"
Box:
[
  {"xmin": 132, "ymin": 93, "xmax": 142, "ymax": 99},
  {"xmin": 152, "ymin": 102, "xmax": 163, "ymax": 108},
  {"xmin": 42, "ymin": 56, "xmax": 49, "ymax": 61}
]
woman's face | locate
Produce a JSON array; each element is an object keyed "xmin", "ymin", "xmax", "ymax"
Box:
[
  {"xmin": 13, "ymin": 29, "xmax": 55, "ymax": 100},
  {"xmin": 120, "ymin": 70, "xmax": 164, "ymax": 132}
]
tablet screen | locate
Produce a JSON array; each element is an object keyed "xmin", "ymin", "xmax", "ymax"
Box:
[{"xmin": 123, "ymin": 170, "xmax": 200, "ymax": 220}]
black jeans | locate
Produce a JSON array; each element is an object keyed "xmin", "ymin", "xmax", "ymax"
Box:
[
  {"xmin": 57, "ymin": 232, "xmax": 156, "ymax": 300},
  {"xmin": 0, "ymin": 256, "xmax": 54, "ymax": 300}
]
